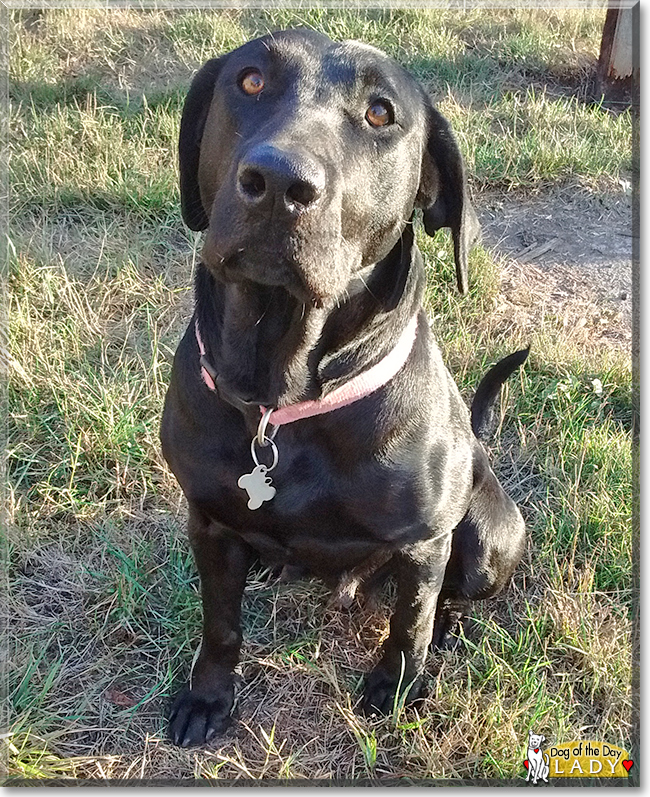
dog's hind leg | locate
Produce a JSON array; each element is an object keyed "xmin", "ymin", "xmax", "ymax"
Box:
[
  {"xmin": 329, "ymin": 549, "xmax": 394, "ymax": 610},
  {"xmin": 431, "ymin": 446, "xmax": 525, "ymax": 651},
  {"xmin": 432, "ymin": 350, "xmax": 529, "ymax": 651},
  {"xmin": 169, "ymin": 507, "xmax": 254, "ymax": 747}
]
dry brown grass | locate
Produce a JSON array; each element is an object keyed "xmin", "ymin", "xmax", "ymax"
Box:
[{"xmin": 5, "ymin": 6, "xmax": 635, "ymax": 784}]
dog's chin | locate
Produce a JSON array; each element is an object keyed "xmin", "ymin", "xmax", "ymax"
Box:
[{"xmin": 215, "ymin": 375, "xmax": 273, "ymax": 410}]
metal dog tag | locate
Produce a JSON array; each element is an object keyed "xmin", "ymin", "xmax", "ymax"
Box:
[
  {"xmin": 239, "ymin": 409, "xmax": 279, "ymax": 510},
  {"xmin": 238, "ymin": 464, "xmax": 276, "ymax": 510}
]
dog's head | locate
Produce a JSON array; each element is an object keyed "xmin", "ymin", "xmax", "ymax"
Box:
[
  {"xmin": 529, "ymin": 731, "xmax": 546, "ymax": 749},
  {"xmin": 179, "ymin": 28, "xmax": 479, "ymax": 306}
]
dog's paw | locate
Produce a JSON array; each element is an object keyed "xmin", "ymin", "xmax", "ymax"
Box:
[
  {"xmin": 431, "ymin": 602, "xmax": 471, "ymax": 652},
  {"xmin": 431, "ymin": 623, "xmax": 464, "ymax": 653},
  {"xmin": 360, "ymin": 665, "xmax": 424, "ymax": 716},
  {"xmin": 169, "ymin": 684, "xmax": 234, "ymax": 747}
]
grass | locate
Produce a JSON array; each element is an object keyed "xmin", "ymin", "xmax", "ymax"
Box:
[{"xmin": 4, "ymin": 6, "xmax": 635, "ymax": 784}]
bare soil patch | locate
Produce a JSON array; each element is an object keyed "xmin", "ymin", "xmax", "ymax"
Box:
[{"xmin": 477, "ymin": 186, "xmax": 633, "ymax": 352}]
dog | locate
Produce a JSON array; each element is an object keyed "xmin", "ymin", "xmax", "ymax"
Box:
[
  {"xmin": 525, "ymin": 731, "xmax": 550, "ymax": 784},
  {"xmin": 160, "ymin": 28, "xmax": 528, "ymax": 747}
]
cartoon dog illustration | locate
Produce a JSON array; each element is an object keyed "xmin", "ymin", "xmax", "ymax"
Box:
[{"xmin": 525, "ymin": 730, "xmax": 550, "ymax": 784}]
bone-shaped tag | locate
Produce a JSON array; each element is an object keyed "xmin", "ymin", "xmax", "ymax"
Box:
[{"xmin": 238, "ymin": 464, "xmax": 276, "ymax": 510}]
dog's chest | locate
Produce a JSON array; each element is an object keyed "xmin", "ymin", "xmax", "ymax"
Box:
[{"xmin": 184, "ymin": 427, "xmax": 430, "ymax": 570}]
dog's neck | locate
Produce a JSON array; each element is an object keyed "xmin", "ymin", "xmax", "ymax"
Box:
[{"xmin": 193, "ymin": 228, "xmax": 425, "ymax": 421}]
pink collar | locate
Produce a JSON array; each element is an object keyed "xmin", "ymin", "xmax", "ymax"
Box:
[
  {"xmin": 195, "ymin": 319, "xmax": 217, "ymax": 392},
  {"xmin": 195, "ymin": 314, "xmax": 418, "ymax": 426}
]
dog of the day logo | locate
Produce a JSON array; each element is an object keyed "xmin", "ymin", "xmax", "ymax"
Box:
[{"xmin": 523, "ymin": 730, "xmax": 633, "ymax": 782}]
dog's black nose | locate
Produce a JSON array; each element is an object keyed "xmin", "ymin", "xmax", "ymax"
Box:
[{"xmin": 237, "ymin": 144, "xmax": 325, "ymax": 214}]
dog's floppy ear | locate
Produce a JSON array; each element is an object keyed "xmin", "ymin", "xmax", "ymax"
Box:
[
  {"xmin": 179, "ymin": 57, "xmax": 227, "ymax": 231},
  {"xmin": 416, "ymin": 104, "xmax": 480, "ymax": 294}
]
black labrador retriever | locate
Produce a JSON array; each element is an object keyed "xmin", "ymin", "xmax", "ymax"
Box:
[{"xmin": 161, "ymin": 28, "xmax": 528, "ymax": 748}]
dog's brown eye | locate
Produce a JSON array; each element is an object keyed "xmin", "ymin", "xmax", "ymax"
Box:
[
  {"xmin": 240, "ymin": 70, "xmax": 265, "ymax": 96},
  {"xmin": 365, "ymin": 101, "xmax": 392, "ymax": 127}
]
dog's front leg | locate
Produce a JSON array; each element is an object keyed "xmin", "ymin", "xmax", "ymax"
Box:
[
  {"xmin": 362, "ymin": 535, "xmax": 450, "ymax": 715},
  {"xmin": 169, "ymin": 509, "xmax": 254, "ymax": 747}
]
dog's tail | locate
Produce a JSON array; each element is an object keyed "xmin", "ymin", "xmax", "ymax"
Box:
[{"xmin": 471, "ymin": 347, "xmax": 530, "ymax": 441}]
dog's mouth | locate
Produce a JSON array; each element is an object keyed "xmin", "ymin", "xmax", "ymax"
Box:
[
  {"xmin": 201, "ymin": 233, "xmax": 351, "ymax": 308},
  {"xmin": 205, "ymin": 249, "xmax": 327, "ymax": 307}
]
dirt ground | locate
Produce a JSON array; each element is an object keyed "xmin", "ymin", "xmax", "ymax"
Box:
[{"xmin": 477, "ymin": 185, "xmax": 633, "ymax": 352}]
